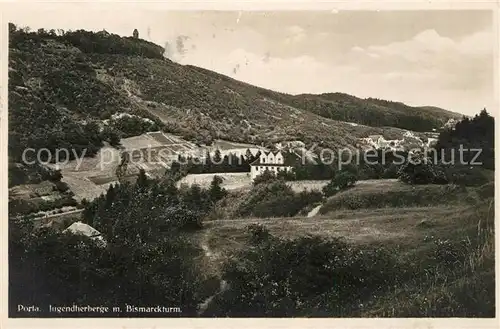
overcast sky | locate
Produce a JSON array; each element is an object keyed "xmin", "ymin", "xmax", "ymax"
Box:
[{"xmin": 7, "ymin": 7, "xmax": 496, "ymax": 115}]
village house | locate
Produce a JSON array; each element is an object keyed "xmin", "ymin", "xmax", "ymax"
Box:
[{"xmin": 249, "ymin": 150, "xmax": 301, "ymax": 181}]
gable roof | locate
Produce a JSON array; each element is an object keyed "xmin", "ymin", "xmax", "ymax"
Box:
[
  {"xmin": 262, "ymin": 150, "xmax": 282, "ymax": 157},
  {"xmin": 63, "ymin": 222, "xmax": 102, "ymax": 238},
  {"xmin": 250, "ymin": 150, "xmax": 301, "ymax": 167}
]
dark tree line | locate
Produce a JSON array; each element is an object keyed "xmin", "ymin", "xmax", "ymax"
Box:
[
  {"xmin": 10, "ymin": 23, "xmax": 165, "ymax": 59},
  {"xmin": 274, "ymin": 94, "xmax": 456, "ymax": 132},
  {"xmin": 397, "ymin": 109, "xmax": 494, "ymax": 185},
  {"xmin": 179, "ymin": 149, "xmax": 259, "ymax": 174},
  {"xmin": 83, "ymin": 169, "xmax": 227, "ymax": 239},
  {"xmin": 435, "ymin": 109, "xmax": 494, "ymax": 169}
]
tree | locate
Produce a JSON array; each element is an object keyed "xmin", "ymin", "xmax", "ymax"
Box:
[
  {"xmin": 213, "ymin": 149, "xmax": 222, "ymax": 165},
  {"xmin": 183, "ymin": 184, "xmax": 205, "ymax": 211},
  {"xmin": 133, "ymin": 29, "xmax": 139, "ymax": 39},
  {"xmin": 136, "ymin": 169, "xmax": 149, "ymax": 189},
  {"xmin": 253, "ymin": 169, "xmax": 278, "ymax": 186},
  {"xmin": 209, "ymin": 175, "xmax": 227, "ymax": 204},
  {"xmin": 245, "ymin": 149, "xmax": 255, "ymax": 163},
  {"xmin": 115, "ymin": 152, "xmax": 130, "ymax": 183},
  {"xmin": 322, "ymin": 170, "xmax": 357, "ymax": 197},
  {"xmin": 397, "ymin": 155, "xmax": 447, "ymax": 185},
  {"xmin": 435, "ymin": 109, "xmax": 494, "ymax": 170},
  {"xmin": 9, "ymin": 204, "xmax": 204, "ymax": 317},
  {"xmin": 9, "ymin": 23, "xmax": 17, "ymax": 34},
  {"xmin": 105, "ymin": 184, "xmax": 116, "ymax": 206}
]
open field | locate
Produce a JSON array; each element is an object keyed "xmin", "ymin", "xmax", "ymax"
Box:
[
  {"xmin": 200, "ymin": 203, "xmax": 480, "ymax": 258},
  {"xmin": 9, "ymin": 180, "xmax": 56, "ymax": 201},
  {"xmin": 179, "ymin": 175, "xmax": 331, "ymax": 192},
  {"xmin": 196, "ymin": 178, "xmax": 493, "ymax": 274},
  {"xmin": 190, "ymin": 177, "xmax": 494, "ymax": 316},
  {"xmin": 288, "ymin": 180, "xmax": 330, "ymax": 192},
  {"xmin": 319, "ymin": 179, "xmax": 475, "ymax": 213},
  {"xmin": 179, "ymin": 173, "xmax": 252, "ymax": 191}
]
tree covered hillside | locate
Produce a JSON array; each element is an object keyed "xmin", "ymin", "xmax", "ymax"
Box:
[
  {"xmin": 9, "ymin": 26, "xmax": 462, "ymax": 162},
  {"xmin": 280, "ymin": 93, "xmax": 463, "ymax": 132},
  {"xmin": 8, "ymin": 25, "xmax": 167, "ymax": 162}
]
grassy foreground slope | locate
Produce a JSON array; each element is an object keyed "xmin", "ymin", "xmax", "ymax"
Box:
[
  {"xmin": 318, "ymin": 179, "xmax": 480, "ymax": 213},
  {"xmin": 195, "ymin": 179, "xmax": 494, "ymax": 317}
]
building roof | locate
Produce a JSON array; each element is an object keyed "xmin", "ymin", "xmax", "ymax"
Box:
[
  {"xmin": 63, "ymin": 222, "xmax": 107, "ymax": 248},
  {"xmin": 250, "ymin": 151, "xmax": 302, "ymax": 167},
  {"xmin": 63, "ymin": 221, "xmax": 102, "ymax": 238}
]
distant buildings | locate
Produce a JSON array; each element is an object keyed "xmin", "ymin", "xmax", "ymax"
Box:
[
  {"xmin": 249, "ymin": 150, "xmax": 300, "ymax": 181},
  {"xmin": 442, "ymin": 118, "xmax": 459, "ymax": 130}
]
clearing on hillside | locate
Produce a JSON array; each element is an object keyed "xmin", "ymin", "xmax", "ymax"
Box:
[
  {"xmin": 318, "ymin": 179, "xmax": 475, "ymax": 213},
  {"xmin": 178, "ymin": 173, "xmax": 252, "ymax": 191}
]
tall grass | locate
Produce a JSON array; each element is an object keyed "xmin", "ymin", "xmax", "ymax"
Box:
[{"xmin": 363, "ymin": 199, "xmax": 495, "ymax": 317}]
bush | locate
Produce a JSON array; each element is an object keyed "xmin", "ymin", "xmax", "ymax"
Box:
[
  {"xmin": 322, "ymin": 170, "xmax": 358, "ymax": 197},
  {"xmin": 53, "ymin": 181, "xmax": 70, "ymax": 192},
  {"xmin": 9, "ymin": 216, "xmax": 203, "ymax": 317},
  {"xmin": 246, "ymin": 224, "xmax": 271, "ymax": 244},
  {"xmin": 398, "ymin": 155, "xmax": 447, "ymax": 184},
  {"xmin": 238, "ymin": 181, "xmax": 322, "ymax": 218},
  {"xmin": 253, "ymin": 170, "xmax": 278, "ymax": 186},
  {"xmin": 210, "ymin": 234, "xmax": 400, "ymax": 317},
  {"xmin": 443, "ymin": 166, "xmax": 490, "ymax": 187},
  {"xmin": 319, "ymin": 184, "xmax": 468, "ymax": 213}
]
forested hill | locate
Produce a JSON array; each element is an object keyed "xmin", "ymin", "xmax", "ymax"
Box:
[
  {"xmin": 8, "ymin": 26, "xmax": 463, "ymax": 161},
  {"xmin": 283, "ymin": 93, "xmax": 463, "ymax": 131}
]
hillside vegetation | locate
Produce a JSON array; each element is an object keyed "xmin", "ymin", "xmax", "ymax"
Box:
[
  {"xmin": 276, "ymin": 93, "xmax": 463, "ymax": 132},
  {"xmin": 318, "ymin": 180, "xmax": 478, "ymax": 214},
  {"xmin": 9, "ymin": 26, "xmax": 494, "ymax": 318},
  {"xmin": 9, "ymin": 26, "xmax": 462, "ymax": 164}
]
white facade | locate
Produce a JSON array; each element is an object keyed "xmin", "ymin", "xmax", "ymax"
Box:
[{"xmin": 250, "ymin": 151, "xmax": 292, "ymax": 181}]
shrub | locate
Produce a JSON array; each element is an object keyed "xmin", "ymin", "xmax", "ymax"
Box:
[
  {"xmin": 9, "ymin": 215, "xmax": 203, "ymax": 317},
  {"xmin": 443, "ymin": 166, "xmax": 490, "ymax": 187},
  {"xmin": 319, "ymin": 184, "xmax": 468, "ymax": 213},
  {"xmin": 322, "ymin": 170, "xmax": 358, "ymax": 197},
  {"xmin": 398, "ymin": 155, "xmax": 447, "ymax": 184},
  {"xmin": 53, "ymin": 181, "xmax": 70, "ymax": 192},
  {"xmin": 210, "ymin": 234, "xmax": 399, "ymax": 317},
  {"xmin": 253, "ymin": 170, "xmax": 278, "ymax": 186},
  {"xmin": 238, "ymin": 181, "xmax": 322, "ymax": 218},
  {"xmin": 246, "ymin": 224, "xmax": 271, "ymax": 244}
]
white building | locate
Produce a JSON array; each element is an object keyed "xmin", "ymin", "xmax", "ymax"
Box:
[{"xmin": 249, "ymin": 150, "xmax": 300, "ymax": 181}]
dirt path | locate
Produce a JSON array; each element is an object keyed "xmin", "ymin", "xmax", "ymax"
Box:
[
  {"xmin": 197, "ymin": 230, "xmax": 229, "ymax": 316},
  {"xmin": 307, "ymin": 204, "xmax": 322, "ymax": 218}
]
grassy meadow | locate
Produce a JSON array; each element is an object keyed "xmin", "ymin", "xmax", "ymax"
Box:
[{"xmin": 193, "ymin": 179, "xmax": 495, "ymax": 317}]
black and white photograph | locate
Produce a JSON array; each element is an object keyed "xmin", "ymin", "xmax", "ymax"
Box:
[{"xmin": 2, "ymin": 2, "xmax": 497, "ymax": 324}]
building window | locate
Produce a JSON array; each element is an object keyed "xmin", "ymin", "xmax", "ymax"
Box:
[{"xmin": 262, "ymin": 158, "xmax": 266, "ymax": 163}]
